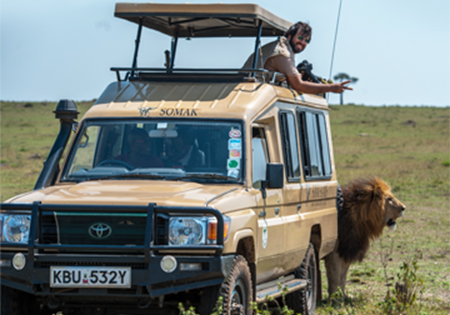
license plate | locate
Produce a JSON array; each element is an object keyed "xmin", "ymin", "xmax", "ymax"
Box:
[{"xmin": 50, "ymin": 266, "xmax": 131, "ymax": 288}]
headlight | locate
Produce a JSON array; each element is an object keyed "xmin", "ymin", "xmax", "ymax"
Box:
[
  {"xmin": 168, "ymin": 215, "xmax": 231, "ymax": 246},
  {"xmin": 169, "ymin": 217, "xmax": 206, "ymax": 245},
  {"xmin": 1, "ymin": 214, "xmax": 31, "ymax": 244}
]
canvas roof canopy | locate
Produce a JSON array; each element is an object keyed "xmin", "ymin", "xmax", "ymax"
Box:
[{"xmin": 114, "ymin": 3, "xmax": 292, "ymax": 37}]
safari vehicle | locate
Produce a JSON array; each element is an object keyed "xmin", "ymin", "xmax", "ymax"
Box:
[{"xmin": 1, "ymin": 3, "xmax": 339, "ymax": 315}]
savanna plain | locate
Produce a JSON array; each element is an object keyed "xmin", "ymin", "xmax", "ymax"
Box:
[{"xmin": 1, "ymin": 101, "xmax": 449, "ymax": 314}]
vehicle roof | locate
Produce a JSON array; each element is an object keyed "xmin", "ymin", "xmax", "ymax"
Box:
[
  {"xmin": 85, "ymin": 81, "xmax": 328, "ymax": 121},
  {"xmin": 114, "ymin": 3, "xmax": 292, "ymax": 37}
]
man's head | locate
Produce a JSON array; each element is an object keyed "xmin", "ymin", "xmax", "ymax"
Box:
[
  {"xmin": 128, "ymin": 128, "xmax": 151, "ymax": 153},
  {"xmin": 171, "ymin": 127, "xmax": 195, "ymax": 150},
  {"xmin": 284, "ymin": 22, "xmax": 312, "ymax": 53}
]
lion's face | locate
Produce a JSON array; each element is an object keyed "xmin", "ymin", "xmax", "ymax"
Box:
[{"xmin": 384, "ymin": 192, "xmax": 405, "ymax": 231}]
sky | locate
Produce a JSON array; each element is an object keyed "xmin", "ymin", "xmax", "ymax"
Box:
[{"xmin": 1, "ymin": 0, "xmax": 449, "ymax": 107}]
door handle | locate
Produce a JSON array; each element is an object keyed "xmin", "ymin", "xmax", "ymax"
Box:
[
  {"xmin": 259, "ymin": 210, "xmax": 266, "ymax": 218},
  {"xmin": 274, "ymin": 207, "xmax": 280, "ymax": 216}
]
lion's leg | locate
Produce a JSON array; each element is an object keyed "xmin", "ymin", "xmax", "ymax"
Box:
[
  {"xmin": 339, "ymin": 260, "xmax": 351, "ymax": 296},
  {"xmin": 324, "ymin": 250, "xmax": 341, "ymax": 298}
]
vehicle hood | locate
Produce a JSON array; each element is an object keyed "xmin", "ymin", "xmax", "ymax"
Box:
[{"xmin": 7, "ymin": 180, "xmax": 252, "ymax": 210}]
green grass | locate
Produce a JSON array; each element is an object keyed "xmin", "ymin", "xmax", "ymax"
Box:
[
  {"xmin": 315, "ymin": 105, "xmax": 450, "ymax": 314},
  {"xmin": 1, "ymin": 101, "xmax": 449, "ymax": 314},
  {"xmin": 0, "ymin": 101, "xmax": 92, "ymax": 200}
]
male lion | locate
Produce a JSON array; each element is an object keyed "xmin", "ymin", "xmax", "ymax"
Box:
[{"xmin": 324, "ymin": 177, "xmax": 405, "ymax": 297}]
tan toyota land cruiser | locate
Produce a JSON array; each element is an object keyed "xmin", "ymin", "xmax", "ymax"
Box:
[{"xmin": 1, "ymin": 3, "xmax": 338, "ymax": 315}]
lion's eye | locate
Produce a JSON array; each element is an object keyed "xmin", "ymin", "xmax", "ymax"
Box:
[{"xmin": 387, "ymin": 198, "xmax": 393, "ymax": 202}]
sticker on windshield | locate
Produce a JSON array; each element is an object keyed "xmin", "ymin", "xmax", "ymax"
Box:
[
  {"xmin": 227, "ymin": 169, "xmax": 239, "ymax": 178},
  {"xmin": 229, "ymin": 129, "xmax": 241, "ymax": 139},
  {"xmin": 228, "ymin": 139, "xmax": 241, "ymax": 150},
  {"xmin": 227, "ymin": 158, "xmax": 240, "ymax": 169},
  {"xmin": 229, "ymin": 149, "xmax": 241, "ymax": 158}
]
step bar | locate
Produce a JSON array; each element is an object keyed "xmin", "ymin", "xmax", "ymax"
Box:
[{"xmin": 255, "ymin": 275, "xmax": 309, "ymax": 303}]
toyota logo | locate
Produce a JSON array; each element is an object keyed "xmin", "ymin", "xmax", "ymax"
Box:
[{"xmin": 89, "ymin": 223, "xmax": 112, "ymax": 239}]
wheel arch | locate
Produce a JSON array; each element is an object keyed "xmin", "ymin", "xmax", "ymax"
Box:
[
  {"xmin": 310, "ymin": 224, "xmax": 322, "ymax": 255},
  {"xmin": 233, "ymin": 232, "xmax": 256, "ymax": 300}
]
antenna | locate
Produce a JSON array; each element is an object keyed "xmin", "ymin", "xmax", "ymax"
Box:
[{"xmin": 329, "ymin": 0, "xmax": 343, "ymax": 80}]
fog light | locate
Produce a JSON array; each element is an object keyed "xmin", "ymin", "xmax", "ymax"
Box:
[
  {"xmin": 180, "ymin": 262, "xmax": 202, "ymax": 271},
  {"xmin": 12, "ymin": 253, "xmax": 26, "ymax": 270},
  {"xmin": 160, "ymin": 255, "xmax": 177, "ymax": 273}
]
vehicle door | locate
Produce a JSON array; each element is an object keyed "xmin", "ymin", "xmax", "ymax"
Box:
[
  {"xmin": 278, "ymin": 109, "xmax": 308, "ymax": 273},
  {"xmin": 297, "ymin": 109, "xmax": 338, "ymax": 258},
  {"xmin": 251, "ymin": 125, "xmax": 285, "ymax": 283}
]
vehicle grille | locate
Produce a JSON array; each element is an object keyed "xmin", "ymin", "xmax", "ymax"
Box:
[
  {"xmin": 35, "ymin": 261, "xmax": 147, "ymax": 269},
  {"xmin": 155, "ymin": 214, "xmax": 169, "ymax": 245},
  {"xmin": 39, "ymin": 211, "xmax": 159, "ymax": 247}
]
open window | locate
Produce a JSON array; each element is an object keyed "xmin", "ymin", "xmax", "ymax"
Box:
[{"xmin": 252, "ymin": 127, "xmax": 269, "ymax": 188}]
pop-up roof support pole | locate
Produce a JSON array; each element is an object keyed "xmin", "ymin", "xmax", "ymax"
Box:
[
  {"xmin": 131, "ymin": 18, "xmax": 143, "ymax": 77},
  {"xmin": 169, "ymin": 31, "xmax": 179, "ymax": 72},
  {"xmin": 252, "ymin": 20, "xmax": 263, "ymax": 78}
]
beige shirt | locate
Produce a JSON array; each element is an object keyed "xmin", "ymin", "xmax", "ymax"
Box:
[{"xmin": 242, "ymin": 37, "xmax": 300, "ymax": 77}]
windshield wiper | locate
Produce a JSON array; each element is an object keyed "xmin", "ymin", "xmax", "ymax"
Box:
[
  {"xmin": 85, "ymin": 173, "xmax": 166, "ymax": 181},
  {"xmin": 173, "ymin": 173, "xmax": 238, "ymax": 181}
]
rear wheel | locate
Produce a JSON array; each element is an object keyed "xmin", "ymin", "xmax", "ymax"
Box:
[
  {"xmin": 336, "ymin": 183, "xmax": 344, "ymax": 217},
  {"xmin": 286, "ymin": 243, "xmax": 318, "ymax": 315}
]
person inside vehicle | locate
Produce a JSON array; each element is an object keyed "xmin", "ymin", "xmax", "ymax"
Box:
[
  {"xmin": 115, "ymin": 128, "xmax": 164, "ymax": 168},
  {"xmin": 243, "ymin": 21, "xmax": 352, "ymax": 95},
  {"xmin": 164, "ymin": 127, "xmax": 205, "ymax": 169}
]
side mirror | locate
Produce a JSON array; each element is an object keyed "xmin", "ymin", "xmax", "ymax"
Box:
[{"xmin": 266, "ymin": 163, "xmax": 284, "ymax": 189}]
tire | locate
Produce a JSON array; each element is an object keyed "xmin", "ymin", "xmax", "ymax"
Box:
[
  {"xmin": 286, "ymin": 243, "xmax": 318, "ymax": 315},
  {"xmin": 198, "ymin": 255, "xmax": 253, "ymax": 315},
  {"xmin": 1, "ymin": 285, "xmax": 38, "ymax": 315},
  {"xmin": 336, "ymin": 183, "xmax": 344, "ymax": 219}
]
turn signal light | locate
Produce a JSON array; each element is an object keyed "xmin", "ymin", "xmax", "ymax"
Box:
[{"xmin": 207, "ymin": 216, "xmax": 230, "ymax": 242}]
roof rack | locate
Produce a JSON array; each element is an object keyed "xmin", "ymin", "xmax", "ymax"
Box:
[
  {"xmin": 110, "ymin": 67, "xmax": 274, "ymax": 83},
  {"xmin": 113, "ymin": 3, "xmax": 292, "ymax": 81}
]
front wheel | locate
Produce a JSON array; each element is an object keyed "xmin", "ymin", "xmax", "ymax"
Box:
[
  {"xmin": 286, "ymin": 243, "xmax": 318, "ymax": 315},
  {"xmin": 199, "ymin": 255, "xmax": 253, "ymax": 315}
]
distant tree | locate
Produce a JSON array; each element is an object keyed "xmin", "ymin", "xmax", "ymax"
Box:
[{"xmin": 333, "ymin": 72, "xmax": 358, "ymax": 105}]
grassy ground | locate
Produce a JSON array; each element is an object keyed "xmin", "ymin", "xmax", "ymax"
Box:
[
  {"xmin": 1, "ymin": 101, "xmax": 449, "ymax": 314},
  {"xmin": 316, "ymin": 105, "xmax": 450, "ymax": 314}
]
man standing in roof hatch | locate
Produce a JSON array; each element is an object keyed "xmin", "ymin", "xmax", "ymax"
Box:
[{"xmin": 243, "ymin": 21, "xmax": 352, "ymax": 95}]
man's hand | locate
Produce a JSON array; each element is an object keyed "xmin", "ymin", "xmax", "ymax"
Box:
[
  {"xmin": 330, "ymin": 80, "xmax": 353, "ymax": 93},
  {"xmin": 289, "ymin": 75, "xmax": 354, "ymax": 95}
]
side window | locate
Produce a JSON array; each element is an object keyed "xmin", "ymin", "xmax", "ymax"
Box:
[
  {"xmin": 252, "ymin": 127, "xmax": 269, "ymax": 188},
  {"xmin": 69, "ymin": 125, "xmax": 101, "ymax": 174},
  {"xmin": 298, "ymin": 111, "xmax": 332, "ymax": 179},
  {"xmin": 318, "ymin": 115, "xmax": 332, "ymax": 176},
  {"xmin": 279, "ymin": 111, "xmax": 300, "ymax": 181}
]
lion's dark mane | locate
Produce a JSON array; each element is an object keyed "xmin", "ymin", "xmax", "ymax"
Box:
[{"xmin": 337, "ymin": 178, "xmax": 390, "ymax": 263}]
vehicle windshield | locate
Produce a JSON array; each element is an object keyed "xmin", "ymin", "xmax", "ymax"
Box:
[{"xmin": 62, "ymin": 119, "xmax": 243, "ymax": 183}]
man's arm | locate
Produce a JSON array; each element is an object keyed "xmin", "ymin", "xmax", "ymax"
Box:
[
  {"xmin": 288, "ymin": 74, "xmax": 353, "ymax": 94},
  {"xmin": 266, "ymin": 55, "xmax": 352, "ymax": 94}
]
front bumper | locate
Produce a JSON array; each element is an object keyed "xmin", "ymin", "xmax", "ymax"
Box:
[
  {"xmin": 0, "ymin": 252, "xmax": 234, "ymax": 298},
  {"xmin": 0, "ymin": 202, "xmax": 232, "ymax": 300}
]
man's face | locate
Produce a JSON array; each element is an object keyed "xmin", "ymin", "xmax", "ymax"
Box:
[
  {"xmin": 129, "ymin": 135, "xmax": 151, "ymax": 153},
  {"xmin": 289, "ymin": 27, "xmax": 311, "ymax": 54}
]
